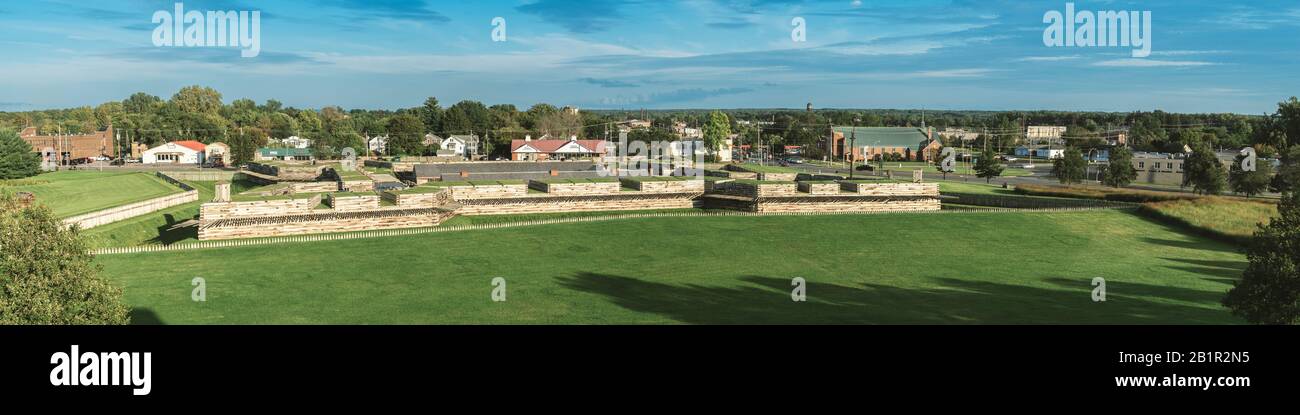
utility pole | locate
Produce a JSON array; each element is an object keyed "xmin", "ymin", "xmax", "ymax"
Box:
[{"xmin": 848, "ymin": 130, "xmax": 856, "ymax": 179}]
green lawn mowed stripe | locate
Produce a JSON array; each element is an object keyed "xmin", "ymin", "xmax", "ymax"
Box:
[
  {"xmin": 96, "ymin": 211, "xmax": 1244, "ymax": 324},
  {"xmin": 2, "ymin": 171, "xmax": 182, "ymax": 218}
]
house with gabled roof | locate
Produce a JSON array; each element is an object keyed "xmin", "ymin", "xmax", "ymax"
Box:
[
  {"xmin": 441, "ymin": 134, "xmax": 481, "ymax": 158},
  {"xmin": 142, "ymin": 140, "xmax": 207, "ymax": 164},
  {"xmin": 510, "ymin": 136, "xmax": 607, "ymax": 161}
]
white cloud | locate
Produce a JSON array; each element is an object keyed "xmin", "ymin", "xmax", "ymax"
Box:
[
  {"xmin": 1092, "ymin": 59, "xmax": 1216, "ymax": 68},
  {"xmin": 1017, "ymin": 55, "xmax": 1081, "ymax": 62}
]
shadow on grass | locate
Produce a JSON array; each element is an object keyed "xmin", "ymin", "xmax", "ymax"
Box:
[
  {"xmin": 1043, "ymin": 277, "xmax": 1226, "ymax": 305},
  {"xmin": 1156, "ymin": 257, "xmax": 1247, "ymax": 283},
  {"xmin": 558, "ymin": 273, "xmax": 1238, "ymax": 324},
  {"xmin": 1139, "ymin": 236, "xmax": 1239, "ymax": 254},
  {"xmin": 129, "ymin": 308, "xmax": 165, "ymax": 325},
  {"xmin": 147, "ymin": 213, "xmax": 198, "ymax": 246}
]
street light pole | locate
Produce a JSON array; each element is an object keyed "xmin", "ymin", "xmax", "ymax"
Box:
[{"xmin": 848, "ymin": 130, "xmax": 857, "ymax": 179}]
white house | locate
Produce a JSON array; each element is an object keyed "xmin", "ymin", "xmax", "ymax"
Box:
[
  {"xmin": 441, "ymin": 135, "xmax": 480, "ymax": 158},
  {"xmin": 143, "ymin": 141, "xmax": 206, "ymax": 164},
  {"xmin": 366, "ymin": 135, "xmax": 388, "ymax": 155},
  {"xmin": 281, "ymin": 136, "xmax": 312, "ymax": 149}
]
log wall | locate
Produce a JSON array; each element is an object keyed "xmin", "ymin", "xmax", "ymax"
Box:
[
  {"xmin": 528, "ymin": 180, "xmax": 622, "ymax": 196},
  {"xmin": 198, "ymin": 209, "xmax": 446, "ymax": 240},
  {"xmin": 840, "ymin": 182, "xmax": 939, "ymax": 196},
  {"xmin": 456, "ymin": 194, "xmax": 699, "ymax": 215},
  {"xmin": 200, "ymin": 194, "xmax": 324, "ymax": 220}
]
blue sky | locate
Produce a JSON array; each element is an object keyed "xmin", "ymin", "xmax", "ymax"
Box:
[{"xmin": 0, "ymin": 0, "xmax": 1297, "ymax": 113}]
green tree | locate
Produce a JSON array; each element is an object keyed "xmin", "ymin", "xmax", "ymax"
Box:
[
  {"xmin": 1103, "ymin": 146, "xmax": 1137, "ymax": 188},
  {"xmin": 169, "ymin": 85, "xmax": 223, "ymax": 115},
  {"xmin": 420, "ymin": 97, "xmax": 443, "ymax": 133},
  {"xmin": 1271, "ymin": 145, "xmax": 1300, "ymax": 193},
  {"xmin": 228, "ymin": 128, "xmax": 259, "ymax": 166},
  {"xmin": 702, "ymin": 111, "xmax": 731, "ymax": 160},
  {"xmin": 1223, "ymin": 191, "xmax": 1300, "ymax": 324},
  {"xmin": 974, "ymin": 148, "xmax": 1003, "ymax": 183},
  {"xmin": 1229, "ymin": 151, "xmax": 1273, "ymax": 198},
  {"xmin": 1278, "ymin": 96, "xmax": 1300, "ymax": 147},
  {"xmin": 0, "ymin": 129, "xmax": 41, "ymax": 179},
  {"xmin": 385, "ymin": 114, "xmax": 425, "ymax": 156},
  {"xmin": 1182, "ymin": 142, "xmax": 1227, "ymax": 195},
  {"xmin": 1052, "ymin": 147, "xmax": 1086, "ymax": 185},
  {"xmin": 0, "ymin": 194, "xmax": 130, "ymax": 324}
]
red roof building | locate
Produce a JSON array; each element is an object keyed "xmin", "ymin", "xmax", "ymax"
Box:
[{"xmin": 510, "ymin": 138, "xmax": 607, "ymax": 161}]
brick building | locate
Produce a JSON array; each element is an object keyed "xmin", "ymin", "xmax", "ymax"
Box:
[{"xmin": 20, "ymin": 125, "xmax": 117, "ymax": 163}]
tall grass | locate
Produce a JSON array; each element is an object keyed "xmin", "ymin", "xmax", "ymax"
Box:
[
  {"xmin": 1015, "ymin": 183, "xmax": 1197, "ymax": 203},
  {"xmin": 1138, "ymin": 197, "xmax": 1277, "ymax": 245}
]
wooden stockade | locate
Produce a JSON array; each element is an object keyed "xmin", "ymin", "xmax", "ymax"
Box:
[
  {"xmin": 328, "ymin": 194, "xmax": 382, "ymax": 212},
  {"xmin": 200, "ymin": 194, "xmax": 324, "ymax": 220},
  {"xmin": 752, "ymin": 197, "xmax": 941, "ymax": 213},
  {"xmin": 95, "ymin": 206, "xmax": 1136, "ymax": 256},
  {"xmin": 198, "ymin": 207, "xmax": 452, "ymax": 240},
  {"xmin": 797, "ymin": 182, "xmax": 841, "ymax": 195},
  {"xmin": 619, "ymin": 178, "xmax": 705, "ymax": 193},
  {"xmin": 528, "ymin": 180, "xmax": 622, "ymax": 196},
  {"xmin": 840, "ymin": 182, "xmax": 939, "ymax": 196},
  {"xmin": 64, "ymin": 190, "xmax": 198, "ymax": 229},
  {"xmin": 61, "ymin": 172, "xmax": 197, "ymax": 230},
  {"xmin": 448, "ymin": 184, "xmax": 529, "ymax": 199},
  {"xmin": 454, "ymin": 193, "xmax": 702, "ymax": 215}
]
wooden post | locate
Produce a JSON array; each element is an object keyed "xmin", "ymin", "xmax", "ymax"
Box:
[
  {"xmin": 215, "ymin": 183, "xmax": 231, "ymax": 202},
  {"xmin": 912, "ymin": 170, "xmax": 923, "ymax": 183}
]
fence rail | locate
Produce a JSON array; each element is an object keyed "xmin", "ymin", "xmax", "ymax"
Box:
[{"xmin": 92, "ymin": 206, "xmax": 1134, "ymax": 256}]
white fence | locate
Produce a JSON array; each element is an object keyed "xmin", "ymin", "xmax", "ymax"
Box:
[{"xmin": 91, "ymin": 206, "xmax": 1133, "ymax": 256}]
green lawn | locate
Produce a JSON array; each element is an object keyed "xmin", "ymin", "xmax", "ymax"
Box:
[
  {"xmin": 79, "ymin": 180, "xmax": 262, "ymax": 249},
  {"xmin": 1, "ymin": 171, "xmax": 182, "ymax": 218},
  {"xmin": 96, "ymin": 210, "xmax": 1245, "ymax": 324}
]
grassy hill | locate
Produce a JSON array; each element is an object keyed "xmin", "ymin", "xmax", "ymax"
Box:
[
  {"xmin": 1, "ymin": 171, "xmax": 182, "ymax": 218},
  {"xmin": 97, "ymin": 210, "xmax": 1245, "ymax": 324}
]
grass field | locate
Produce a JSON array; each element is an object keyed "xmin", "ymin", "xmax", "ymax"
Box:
[
  {"xmin": 95, "ymin": 210, "xmax": 1246, "ymax": 324},
  {"xmin": 1141, "ymin": 198, "xmax": 1277, "ymax": 244},
  {"xmin": 1, "ymin": 171, "xmax": 182, "ymax": 218},
  {"xmin": 80, "ymin": 180, "xmax": 261, "ymax": 249}
]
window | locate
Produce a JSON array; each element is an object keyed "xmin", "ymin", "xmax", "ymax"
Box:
[{"xmin": 1138, "ymin": 161, "xmax": 1144, "ymax": 169}]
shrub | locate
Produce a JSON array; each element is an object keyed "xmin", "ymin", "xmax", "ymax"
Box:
[{"xmin": 0, "ymin": 193, "xmax": 130, "ymax": 324}]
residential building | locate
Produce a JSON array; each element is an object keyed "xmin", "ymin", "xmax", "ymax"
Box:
[
  {"xmin": 1026, "ymin": 126, "xmax": 1067, "ymax": 141},
  {"xmin": 20, "ymin": 125, "xmax": 117, "ymax": 163},
  {"xmin": 423, "ymin": 134, "xmax": 444, "ymax": 147},
  {"xmin": 142, "ymin": 141, "xmax": 206, "ymax": 164},
  {"xmin": 441, "ymin": 135, "xmax": 481, "ymax": 158},
  {"xmin": 510, "ymin": 136, "xmax": 607, "ymax": 161},
  {"xmin": 369, "ymin": 135, "xmax": 387, "ymax": 155},
  {"xmin": 281, "ymin": 136, "xmax": 312, "ymax": 149},
  {"xmin": 206, "ymin": 142, "xmax": 231, "ymax": 166},
  {"xmin": 257, "ymin": 147, "xmax": 315, "ymax": 161}
]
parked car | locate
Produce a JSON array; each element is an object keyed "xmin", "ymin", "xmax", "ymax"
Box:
[
  {"xmin": 110, "ymin": 158, "xmax": 126, "ymax": 166},
  {"xmin": 783, "ymin": 157, "xmax": 804, "ymax": 164}
]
